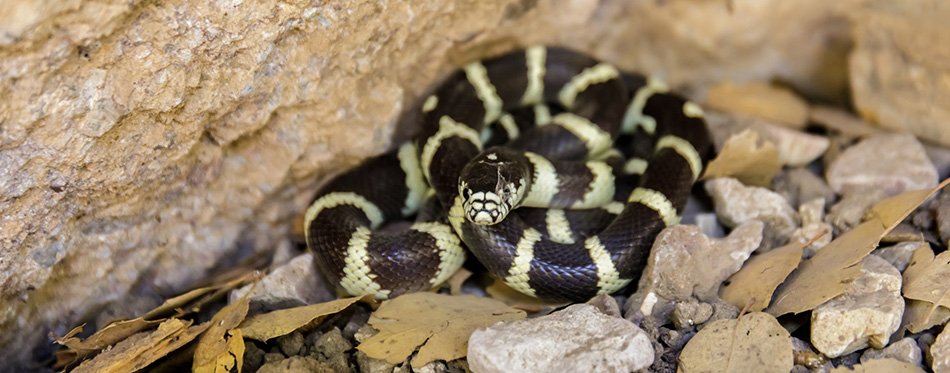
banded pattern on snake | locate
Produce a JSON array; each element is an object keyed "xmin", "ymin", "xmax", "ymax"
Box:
[{"xmin": 305, "ymin": 46, "xmax": 713, "ymax": 302}]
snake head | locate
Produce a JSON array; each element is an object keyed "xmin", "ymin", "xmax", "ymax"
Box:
[{"xmin": 459, "ymin": 148, "xmax": 529, "ymax": 225}]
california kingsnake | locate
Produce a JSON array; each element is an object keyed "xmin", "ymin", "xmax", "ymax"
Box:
[{"xmin": 305, "ymin": 46, "xmax": 713, "ymax": 302}]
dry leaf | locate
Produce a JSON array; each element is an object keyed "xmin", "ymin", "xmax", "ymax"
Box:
[
  {"xmin": 357, "ymin": 292, "xmax": 525, "ymax": 369},
  {"xmin": 809, "ymin": 105, "xmax": 883, "ymax": 139},
  {"xmin": 720, "ymin": 242, "xmax": 804, "ymax": 312},
  {"xmin": 678, "ymin": 312, "xmax": 792, "ymax": 372},
  {"xmin": 72, "ymin": 319, "xmax": 209, "ymax": 373},
  {"xmin": 901, "ymin": 299, "xmax": 950, "ymax": 334},
  {"xmin": 53, "ymin": 318, "xmax": 164, "ymax": 368},
  {"xmin": 767, "ymin": 179, "xmax": 950, "ymax": 316},
  {"xmin": 701, "ymin": 129, "xmax": 782, "ymax": 187},
  {"xmin": 193, "ymin": 293, "xmax": 252, "ymax": 373},
  {"xmin": 485, "ymin": 279, "xmax": 569, "ymax": 313},
  {"xmin": 146, "ymin": 271, "xmax": 257, "ymax": 320},
  {"xmin": 903, "ymin": 246, "xmax": 950, "ymax": 308},
  {"xmin": 704, "ymin": 81, "xmax": 809, "ymax": 129},
  {"xmin": 829, "ymin": 358, "xmax": 924, "ymax": 372},
  {"xmin": 239, "ymin": 295, "xmax": 372, "ymax": 342},
  {"xmin": 448, "ymin": 267, "xmax": 473, "ymax": 296}
]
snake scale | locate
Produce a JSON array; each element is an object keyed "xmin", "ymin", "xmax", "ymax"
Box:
[{"xmin": 304, "ymin": 46, "xmax": 713, "ymax": 302}]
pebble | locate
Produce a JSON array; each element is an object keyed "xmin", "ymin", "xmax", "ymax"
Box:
[
  {"xmin": 671, "ymin": 300, "xmax": 713, "ymax": 329},
  {"xmin": 705, "ymin": 177, "xmax": 798, "ymax": 248},
  {"xmin": 276, "ymin": 330, "xmax": 305, "ymax": 356},
  {"xmin": 257, "ymin": 356, "xmax": 335, "ymax": 373},
  {"xmin": 467, "ymin": 304, "xmax": 654, "ymax": 372},
  {"xmin": 229, "ymin": 253, "xmax": 334, "ymax": 313},
  {"xmin": 825, "ymin": 185, "xmax": 888, "ymax": 233},
  {"xmin": 935, "ymin": 326, "xmax": 950, "ymax": 373},
  {"xmin": 873, "ymin": 241, "xmax": 929, "ymax": 272},
  {"xmin": 772, "ymin": 167, "xmax": 836, "ymax": 208},
  {"xmin": 825, "ymin": 134, "xmax": 938, "ymax": 196},
  {"xmin": 936, "ymin": 191, "xmax": 950, "ymax": 246},
  {"xmin": 309, "ymin": 327, "xmax": 352, "ymax": 372},
  {"xmin": 789, "ymin": 198, "xmax": 833, "ymax": 258},
  {"xmin": 860, "ymin": 337, "xmax": 923, "ymax": 367},
  {"xmin": 751, "ymin": 120, "xmax": 830, "ymax": 167},
  {"xmin": 244, "ymin": 341, "xmax": 267, "ymax": 372},
  {"xmin": 626, "ymin": 221, "xmax": 762, "ymax": 319},
  {"xmin": 811, "ymin": 255, "xmax": 904, "ymax": 358}
]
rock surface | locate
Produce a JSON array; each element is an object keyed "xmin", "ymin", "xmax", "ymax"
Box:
[
  {"xmin": 934, "ymin": 325, "xmax": 950, "ymax": 373},
  {"xmin": 705, "ymin": 177, "xmax": 798, "ymax": 248},
  {"xmin": 468, "ymin": 304, "xmax": 653, "ymax": 372},
  {"xmin": 825, "ymin": 134, "xmax": 938, "ymax": 196},
  {"xmin": 811, "ymin": 255, "xmax": 904, "ymax": 358},
  {"xmin": 860, "ymin": 337, "xmax": 923, "ymax": 367},
  {"xmin": 229, "ymin": 253, "xmax": 334, "ymax": 313},
  {"xmin": 626, "ymin": 221, "xmax": 762, "ymax": 319},
  {"xmin": 849, "ymin": 0, "xmax": 950, "ymax": 147}
]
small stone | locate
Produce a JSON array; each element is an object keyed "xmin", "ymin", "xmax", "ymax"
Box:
[
  {"xmin": 627, "ymin": 221, "xmax": 762, "ymax": 318},
  {"xmin": 467, "ymin": 304, "xmax": 654, "ymax": 372},
  {"xmin": 705, "ymin": 177, "xmax": 798, "ymax": 248},
  {"xmin": 244, "ymin": 341, "xmax": 267, "ymax": 373},
  {"xmin": 749, "ymin": 120, "xmax": 830, "ymax": 167},
  {"xmin": 936, "ymin": 191, "xmax": 950, "ymax": 247},
  {"xmin": 826, "ymin": 185, "xmax": 888, "ymax": 233},
  {"xmin": 825, "ymin": 134, "xmax": 938, "ymax": 197},
  {"xmin": 356, "ymin": 350, "xmax": 397, "ymax": 373},
  {"xmin": 229, "ymin": 253, "xmax": 334, "ymax": 313},
  {"xmin": 811, "ymin": 255, "xmax": 904, "ymax": 357},
  {"xmin": 264, "ymin": 352, "xmax": 286, "ymax": 364},
  {"xmin": 934, "ymin": 325, "xmax": 950, "ymax": 372},
  {"xmin": 309, "ymin": 327, "xmax": 352, "ymax": 372},
  {"xmin": 672, "ymin": 300, "xmax": 714, "ymax": 329},
  {"xmin": 257, "ymin": 356, "xmax": 335, "ymax": 373},
  {"xmin": 789, "ymin": 198, "xmax": 833, "ymax": 258},
  {"xmin": 585, "ymin": 293, "xmax": 622, "ymax": 318},
  {"xmin": 704, "ymin": 297, "xmax": 741, "ymax": 326},
  {"xmin": 860, "ymin": 337, "xmax": 923, "ymax": 366},
  {"xmin": 772, "ymin": 167, "xmax": 836, "ymax": 208},
  {"xmin": 874, "ymin": 241, "xmax": 929, "ymax": 272},
  {"xmin": 276, "ymin": 330, "xmax": 305, "ymax": 356}
]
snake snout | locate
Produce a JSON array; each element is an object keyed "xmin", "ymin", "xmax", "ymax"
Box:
[{"xmin": 462, "ymin": 191, "xmax": 510, "ymax": 225}]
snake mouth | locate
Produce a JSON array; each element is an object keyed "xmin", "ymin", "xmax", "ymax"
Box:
[{"xmin": 462, "ymin": 191, "xmax": 510, "ymax": 225}]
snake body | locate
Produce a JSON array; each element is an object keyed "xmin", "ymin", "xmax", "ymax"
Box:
[{"xmin": 305, "ymin": 46, "xmax": 712, "ymax": 301}]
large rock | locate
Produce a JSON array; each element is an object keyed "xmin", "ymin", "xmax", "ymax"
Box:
[
  {"xmin": 0, "ymin": 0, "xmax": 871, "ymax": 367},
  {"xmin": 849, "ymin": 0, "xmax": 950, "ymax": 147},
  {"xmin": 811, "ymin": 255, "xmax": 904, "ymax": 358},
  {"xmin": 467, "ymin": 304, "xmax": 654, "ymax": 372}
]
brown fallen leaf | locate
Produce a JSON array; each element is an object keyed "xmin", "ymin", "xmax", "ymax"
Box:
[
  {"xmin": 700, "ymin": 129, "xmax": 782, "ymax": 187},
  {"xmin": 767, "ymin": 178, "xmax": 950, "ymax": 316},
  {"xmin": 704, "ymin": 81, "xmax": 809, "ymax": 129},
  {"xmin": 72, "ymin": 318, "xmax": 209, "ymax": 373},
  {"xmin": 902, "ymin": 245, "xmax": 950, "ymax": 308},
  {"xmin": 53, "ymin": 318, "xmax": 164, "ymax": 368},
  {"xmin": 719, "ymin": 241, "xmax": 805, "ymax": 312},
  {"xmin": 809, "ymin": 105, "xmax": 883, "ymax": 139},
  {"xmin": 448, "ymin": 267, "xmax": 473, "ymax": 296},
  {"xmin": 828, "ymin": 357, "xmax": 924, "ymax": 372},
  {"xmin": 678, "ymin": 312, "xmax": 792, "ymax": 372},
  {"xmin": 239, "ymin": 295, "xmax": 372, "ymax": 342},
  {"xmin": 901, "ymin": 299, "xmax": 950, "ymax": 334},
  {"xmin": 193, "ymin": 291, "xmax": 252, "ymax": 373},
  {"xmin": 357, "ymin": 292, "xmax": 525, "ymax": 369},
  {"xmin": 146, "ymin": 271, "xmax": 258, "ymax": 320},
  {"xmin": 485, "ymin": 279, "xmax": 569, "ymax": 313}
]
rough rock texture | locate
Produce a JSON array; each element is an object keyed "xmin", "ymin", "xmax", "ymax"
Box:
[
  {"xmin": 789, "ymin": 198, "xmax": 833, "ymax": 258},
  {"xmin": 826, "ymin": 185, "xmax": 888, "ymax": 232},
  {"xmin": 229, "ymin": 253, "xmax": 334, "ymax": 312},
  {"xmin": 934, "ymin": 325, "xmax": 950, "ymax": 373},
  {"xmin": 849, "ymin": 0, "xmax": 950, "ymax": 147},
  {"xmin": 825, "ymin": 134, "xmax": 938, "ymax": 196},
  {"xmin": 860, "ymin": 337, "xmax": 924, "ymax": 367},
  {"xmin": 467, "ymin": 304, "xmax": 654, "ymax": 372},
  {"xmin": 873, "ymin": 241, "xmax": 928, "ymax": 272},
  {"xmin": 773, "ymin": 167, "xmax": 836, "ymax": 208},
  {"xmin": 626, "ymin": 221, "xmax": 762, "ymax": 319},
  {"xmin": 0, "ymin": 0, "xmax": 894, "ymax": 366},
  {"xmin": 811, "ymin": 255, "xmax": 904, "ymax": 358},
  {"xmin": 705, "ymin": 177, "xmax": 798, "ymax": 248}
]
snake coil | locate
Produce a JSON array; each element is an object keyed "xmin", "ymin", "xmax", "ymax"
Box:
[{"xmin": 305, "ymin": 46, "xmax": 712, "ymax": 302}]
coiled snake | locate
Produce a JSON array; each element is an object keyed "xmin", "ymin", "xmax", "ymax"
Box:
[{"xmin": 305, "ymin": 46, "xmax": 712, "ymax": 302}]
